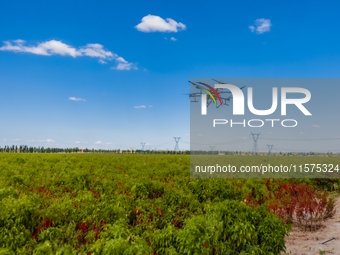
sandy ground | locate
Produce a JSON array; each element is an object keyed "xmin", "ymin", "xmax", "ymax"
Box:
[{"xmin": 282, "ymin": 197, "xmax": 340, "ymax": 255}]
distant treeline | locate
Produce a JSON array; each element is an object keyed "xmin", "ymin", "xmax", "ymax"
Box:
[
  {"xmin": 0, "ymin": 145, "xmax": 190, "ymax": 154},
  {"xmin": 0, "ymin": 145, "xmax": 338, "ymax": 156}
]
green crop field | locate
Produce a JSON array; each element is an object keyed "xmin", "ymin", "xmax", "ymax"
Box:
[{"xmin": 0, "ymin": 153, "xmax": 338, "ymax": 254}]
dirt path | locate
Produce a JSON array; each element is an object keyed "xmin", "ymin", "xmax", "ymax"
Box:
[{"xmin": 282, "ymin": 197, "xmax": 340, "ymax": 255}]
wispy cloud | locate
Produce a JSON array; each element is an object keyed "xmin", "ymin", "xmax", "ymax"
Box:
[
  {"xmin": 134, "ymin": 105, "xmax": 153, "ymax": 109},
  {"xmin": 249, "ymin": 18, "xmax": 272, "ymax": 34},
  {"xmin": 164, "ymin": 37, "xmax": 178, "ymax": 41},
  {"xmin": 0, "ymin": 39, "xmax": 136, "ymax": 70},
  {"xmin": 78, "ymin": 43, "xmax": 114, "ymax": 59},
  {"xmin": 69, "ymin": 97, "xmax": 86, "ymax": 102},
  {"xmin": 134, "ymin": 105, "xmax": 146, "ymax": 109},
  {"xmin": 29, "ymin": 138, "xmax": 55, "ymax": 143},
  {"xmin": 0, "ymin": 39, "xmax": 80, "ymax": 57},
  {"xmin": 313, "ymin": 124, "xmax": 321, "ymax": 128},
  {"xmin": 112, "ymin": 57, "xmax": 138, "ymax": 70},
  {"xmin": 135, "ymin": 14, "xmax": 186, "ymax": 33},
  {"xmin": 94, "ymin": 141, "xmax": 102, "ymax": 144}
]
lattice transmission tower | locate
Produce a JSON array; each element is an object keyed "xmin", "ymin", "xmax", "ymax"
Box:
[
  {"xmin": 174, "ymin": 137, "xmax": 181, "ymax": 151},
  {"xmin": 250, "ymin": 133, "xmax": 260, "ymax": 154},
  {"xmin": 267, "ymin": 144, "xmax": 274, "ymax": 155},
  {"xmin": 140, "ymin": 142, "xmax": 146, "ymax": 152}
]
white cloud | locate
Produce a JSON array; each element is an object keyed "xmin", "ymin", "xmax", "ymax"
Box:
[
  {"xmin": 29, "ymin": 139, "xmax": 55, "ymax": 143},
  {"xmin": 116, "ymin": 56, "xmax": 126, "ymax": 62},
  {"xmin": 148, "ymin": 105, "xmax": 153, "ymax": 108},
  {"xmin": 106, "ymin": 142, "xmax": 112, "ymax": 145},
  {"xmin": 115, "ymin": 62, "xmax": 136, "ymax": 70},
  {"xmin": 14, "ymin": 39, "xmax": 25, "ymax": 44},
  {"xmin": 249, "ymin": 18, "xmax": 272, "ymax": 34},
  {"xmin": 39, "ymin": 40, "xmax": 80, "ymax": 57},
  {"xmin": 0, "ymin": 39, "xmax": 80, "ymax": 57},
  {"xmin": 164, "ymin": 37, "xmax": 177, "ymax": 41},
  {"xmin": 79, "ymin": 43, "xmax": 115, "ymax": 59},
  {"xmin": 134, "ymin": 105, "xmax": 146, "ymax": 109},
  {"xmin": 313, "ymin": 124, "xmax": 321, "ymax": 128},
  {"xmin": 75, "ymin": 141, "xmax": 81, "ymax": 144},
  {"xmin": 94, "ymin": 141, "xmax": 102, "ymax": 144},
  {"xmin": 0, "ymin": 39, "xmax": 136, "ymax": 70},
  {"xmin": 111, "ymin": 56, "xmax": 137, "ymax": 70},
  {"xmin": 69, "ymin": 97, "xmax": 86, "ymax": 102},
  {"xmin": 135, "ymin": 14, "xmax": 186, "ymax": 32}
]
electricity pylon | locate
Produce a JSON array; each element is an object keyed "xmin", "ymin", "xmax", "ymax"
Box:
[
  {"xmin": 141, "ymin": 142, "xmax": 146, "ymax": 151},
  {"xmin": 250, "ymin": 133, "xmax": 260, "ymax": 155},
  {"xmin": 174, "ymin": 137, "xmax": 181, "ymax": 151},
  {"xmin": 267, "ymin": 144, "xmax": 274, "ymax": 155}
]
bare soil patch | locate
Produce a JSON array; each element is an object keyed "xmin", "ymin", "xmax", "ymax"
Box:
[{"xmin": 283, "ymin": 196, "xmax": 340, "ymax": 255}]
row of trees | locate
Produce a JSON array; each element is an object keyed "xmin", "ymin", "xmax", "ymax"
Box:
[
  {"xmin": 1, "ymin": 145, "xmax": 338, "ymax": 156},
  {"xmin": 0, "ymin": 145, "xmax": 63, "ymax": 153},
  {"xmin": 0, "ymin": 145, "xmax": 190, "ymax": 154}
]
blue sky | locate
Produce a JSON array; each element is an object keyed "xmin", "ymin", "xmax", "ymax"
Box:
[{"xmin": 1, "ymin": 0, "xmax": 340, "ymax": 151}]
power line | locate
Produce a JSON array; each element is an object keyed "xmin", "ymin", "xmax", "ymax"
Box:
[
  {"xmin": 181, "ymin": 138, "xmax": 248, "ymax": 145},
  {"xmin": 261, "ymin": 137, "xmax": 340, "ymax": 141},
  {"xmin": 146, "ymin": 141, "xmax": 173, "ymax": 147}
]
